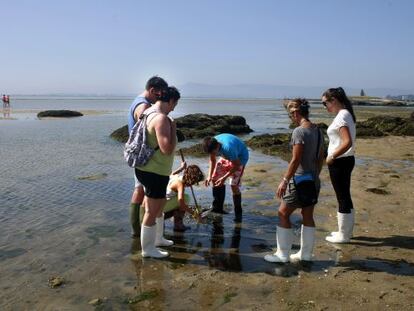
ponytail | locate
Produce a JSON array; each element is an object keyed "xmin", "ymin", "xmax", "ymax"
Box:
[{"xmin": 323, "ymin": 87, "xmax": 356, "ymax": 122}]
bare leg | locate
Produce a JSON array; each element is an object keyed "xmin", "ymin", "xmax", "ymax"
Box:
[
  {"xmin": 278, "ymin": 200, "xmax": 296, "ymax": 228},
  {"xmin": 142, "ymin": 197, "xmax": 166, "ymax": 226},
  {"xmin": 301, "ymin": 205, "xmax": 315, "ymax": 227}
]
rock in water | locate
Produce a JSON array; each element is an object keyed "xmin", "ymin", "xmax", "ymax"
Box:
[
  {"xmin": 37, "ymin": 110, "xmax": 83, "ymax": 118},
  {"xmin": 246, "ymin": 133, "xmax": 292, "ymax": 161},
  {"xmin": 110, "ymin": 114, "xmax": 253, "ymax": 143},
  {"xmin": 48, "ymin": 276, "xmax": 65, "ymax": 288},
  {"xmin": 175, "ymin": 114, "xmax": 253, "ymax": 140}
]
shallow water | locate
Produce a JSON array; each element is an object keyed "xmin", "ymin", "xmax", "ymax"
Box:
[{"xmin": 1, "ymin": 97, "xmax": 414, "ymax": 308}]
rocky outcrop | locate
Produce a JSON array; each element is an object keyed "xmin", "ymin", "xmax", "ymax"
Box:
[
  {"xmin": 175, "ymin": 114, "xmax": 252, "ymax": 140},
  {"xmin": 110, "ymin": 125, "xmax": 185, "ymax": 143},
  {"xmin": 178, "ymin": 143, "xmax": 206, "ymax": 158},
  {"xmin": 356, "ymin": 114, "xmax": 414, "ymax": 137},
  {"xmin": 110, "ymin": 125, "xmax": 129, "ymax": 143},
  {"xmin": 37, "ymin": 110, "xmax": 83, "ymax": 118},
  {"xmin": 246, "ymin": 124, "xmax": 329, "ymax": 161},
  {"xmin": 110, "ymin": 114, "xmax": 252, "ymax": 143},
  {"xmin": 246, "ymin": 133, "xmax": 292, "ymax": 162}
]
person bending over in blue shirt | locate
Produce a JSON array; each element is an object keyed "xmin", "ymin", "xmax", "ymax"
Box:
[{"xmin": 203, "ymin": 133, "xmax": 249, "ymax": 222}]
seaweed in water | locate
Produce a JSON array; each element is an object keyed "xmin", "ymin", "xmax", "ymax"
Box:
[{"xmin": 124, "ymin": 290, "xmax": 158, "ymax": 304}]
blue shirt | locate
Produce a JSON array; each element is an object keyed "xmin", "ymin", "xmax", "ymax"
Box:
[
  {"xmin": 214, "ymin": 133, "xmax": 249, "ymax": 166},
  {"xmin": 128, "ymin": 95, "xmax": 151, "ymax": 133}
]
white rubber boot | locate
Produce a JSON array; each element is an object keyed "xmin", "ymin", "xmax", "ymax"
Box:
[
  {"xmin": 290, "ymin": 225, "xmax": 315, "ymax": 262},
  {"xmin": 325, "ymin": 212, "xmax": 353, "ymax": 243},
  {"xmin": 328, "ymin": 209, "xmax": 355, "ymax": 239},
  {"xmin": 264, "ymin": 226, "xmax": 293, "ymax": 263},
  {"xmin": 141, "ymin": 225, "xmax": 169, "ymax": 258},
  {"xmin": 155, "ymin": 214, "xmax": 174, "ymax": 247}
]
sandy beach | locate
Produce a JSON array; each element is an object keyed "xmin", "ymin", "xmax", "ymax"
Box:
[{"xmin": 1, "ymin": 101, "xmax": 413, "ymax": 310}]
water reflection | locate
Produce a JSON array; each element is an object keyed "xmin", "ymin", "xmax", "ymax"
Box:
[
  {"xmin": 2, "ymin": 106, "xmax": 11, "ymax": 118},
  {"xmin": 130, "ymin": 258, "xmax": 167, "ymax": 307},
  {"xmin": 203, "ymin": 216, "xmax": 242, "ymax": 271}
]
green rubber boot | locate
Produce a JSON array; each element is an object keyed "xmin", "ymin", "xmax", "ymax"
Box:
[{"xmin": 130, "ymin": 203, "xmax": 141, "ymax": 238}]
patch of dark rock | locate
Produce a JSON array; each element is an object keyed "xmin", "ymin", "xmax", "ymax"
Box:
[
  {"xmin": 124, "ymin": 290, "xmax": 158, "ymax": 304},
  {"xmin": 110, "ymin": 124, "xmax": 185, "ymax": 143},
  {"xmin": 356, "ymin": 123, "xmax": 385, "ymax": 137},
  {"xmin": 0, "ymin": 248, "xmax": 27, "ymax": 261},
  {"xmin": 110, "ymin": 114, "xmax": 251, "ymax": 143},
  {"xmin": 178, "ymin": 143, "xmax": 206, "ymax": 157},
  {"xmin": 37, "ymin": 110, "xmax": 83, "ymax": 118},
  {"xmin": 365, "ymin": 188, "xmax": 390, "ymax": 195},
  {"xmin": 356, "ymin": 114, "xmax": 414, "ymax": 137},
  {"xmin": 77, "ymin": 173, "xmax": 108, "ymax": 181},
  {"xmin": 175, "ymin": 114, "xmax": 252, "ymax": 140},
  {"xmin": 246, "ymin": 133, "xmax": 292, "ymax": 161}
]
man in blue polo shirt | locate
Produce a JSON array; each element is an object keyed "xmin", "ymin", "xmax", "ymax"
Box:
[
  {"xmin": 128, "ymin": 76, "xmax": 168, "ymax": 237},
  {"xmin": 203, "ymin": 133, "xmax": 249, "ymax": 222}
]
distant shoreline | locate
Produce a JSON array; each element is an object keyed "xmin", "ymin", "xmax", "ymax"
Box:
[{"xmin": 5, "ymin": 95, "xmax": 414, "ymax": 105}]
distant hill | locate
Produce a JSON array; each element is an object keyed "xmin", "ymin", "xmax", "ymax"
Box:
[{"xmin": 178, "ymin": 83, "xmax": 414, "ymax": 99}]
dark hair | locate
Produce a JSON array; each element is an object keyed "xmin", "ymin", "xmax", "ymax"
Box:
[
  {"xmin": 323, "ymin": 87, "xmax": 356, "ymax": 122},
  {"xmin": 145, "ymin": 76, "xmax": 168, "ymax": 92},
  {"xmin": 182, "ymin": 165, "xmax": 204, "ymax": 186},
  {"xmin": 159, "ymin": 86, "xmax": 180, "ymax": 103},
  {"xmin": 203, "ymin": 137, "xmax": 219, "ymax": 153},
  {"xmin": 284, "ymin": 98, "xmax": 310, "ymax": 119}
]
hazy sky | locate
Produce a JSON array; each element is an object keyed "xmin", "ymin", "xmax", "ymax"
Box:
[{"xmin": 1, "ymin": 0, "xmax": 413, "ymax": 94}]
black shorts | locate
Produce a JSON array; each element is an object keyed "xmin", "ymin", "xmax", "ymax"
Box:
[{"xmin": 135, "ymin": 169, "xmax": 169, "ymax": 199}]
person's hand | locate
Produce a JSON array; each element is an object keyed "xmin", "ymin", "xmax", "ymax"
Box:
[
  {"xmin": 204, "ymin": 178, "xmax": 211, "ymax": 187},
  {"xmin": 326, "ymin": 155, "xmax": 334, "ymax": 166},
  {"xmin": 213, "ymin": 177, "xmax": 226, "ymax": 187},
  {"xmin": 276, "ymin": 180, "xmax": 288, "ymax": 199}
]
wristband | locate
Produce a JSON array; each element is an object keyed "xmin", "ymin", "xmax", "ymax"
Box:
[{"xmin": 282, "ymin": 177, "xmax": 289, "ymax": 184}]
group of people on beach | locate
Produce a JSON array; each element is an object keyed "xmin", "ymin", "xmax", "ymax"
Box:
[
  {"xmin": 127, "ymin": 76, "xmax": 356, "ymax": 262},
  {"xmin": 2, "ymin": 94, "xmax": 10, "ymax": 107}
]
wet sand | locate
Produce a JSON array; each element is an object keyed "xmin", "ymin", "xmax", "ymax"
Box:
[
  {"xmin": 123, "ymin": 137, "xmax": 414, "ymax": 311},
  {"xmin": 1, "ymin": 105, "xmax": 414, "ymax": 310},
  {"xmin": 2, "ymin": 137, "xmax": 412, "ymax": 310}
]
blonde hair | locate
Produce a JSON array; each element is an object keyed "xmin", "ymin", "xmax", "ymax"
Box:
[{"xmin": 284, "ymin": 98, "xmax": 310, "ymax": 118}]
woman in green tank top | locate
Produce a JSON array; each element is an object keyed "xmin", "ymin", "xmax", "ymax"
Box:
[{"xmin": 135, "ymin": 87, "xmax": 180, "ymax": 259}]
